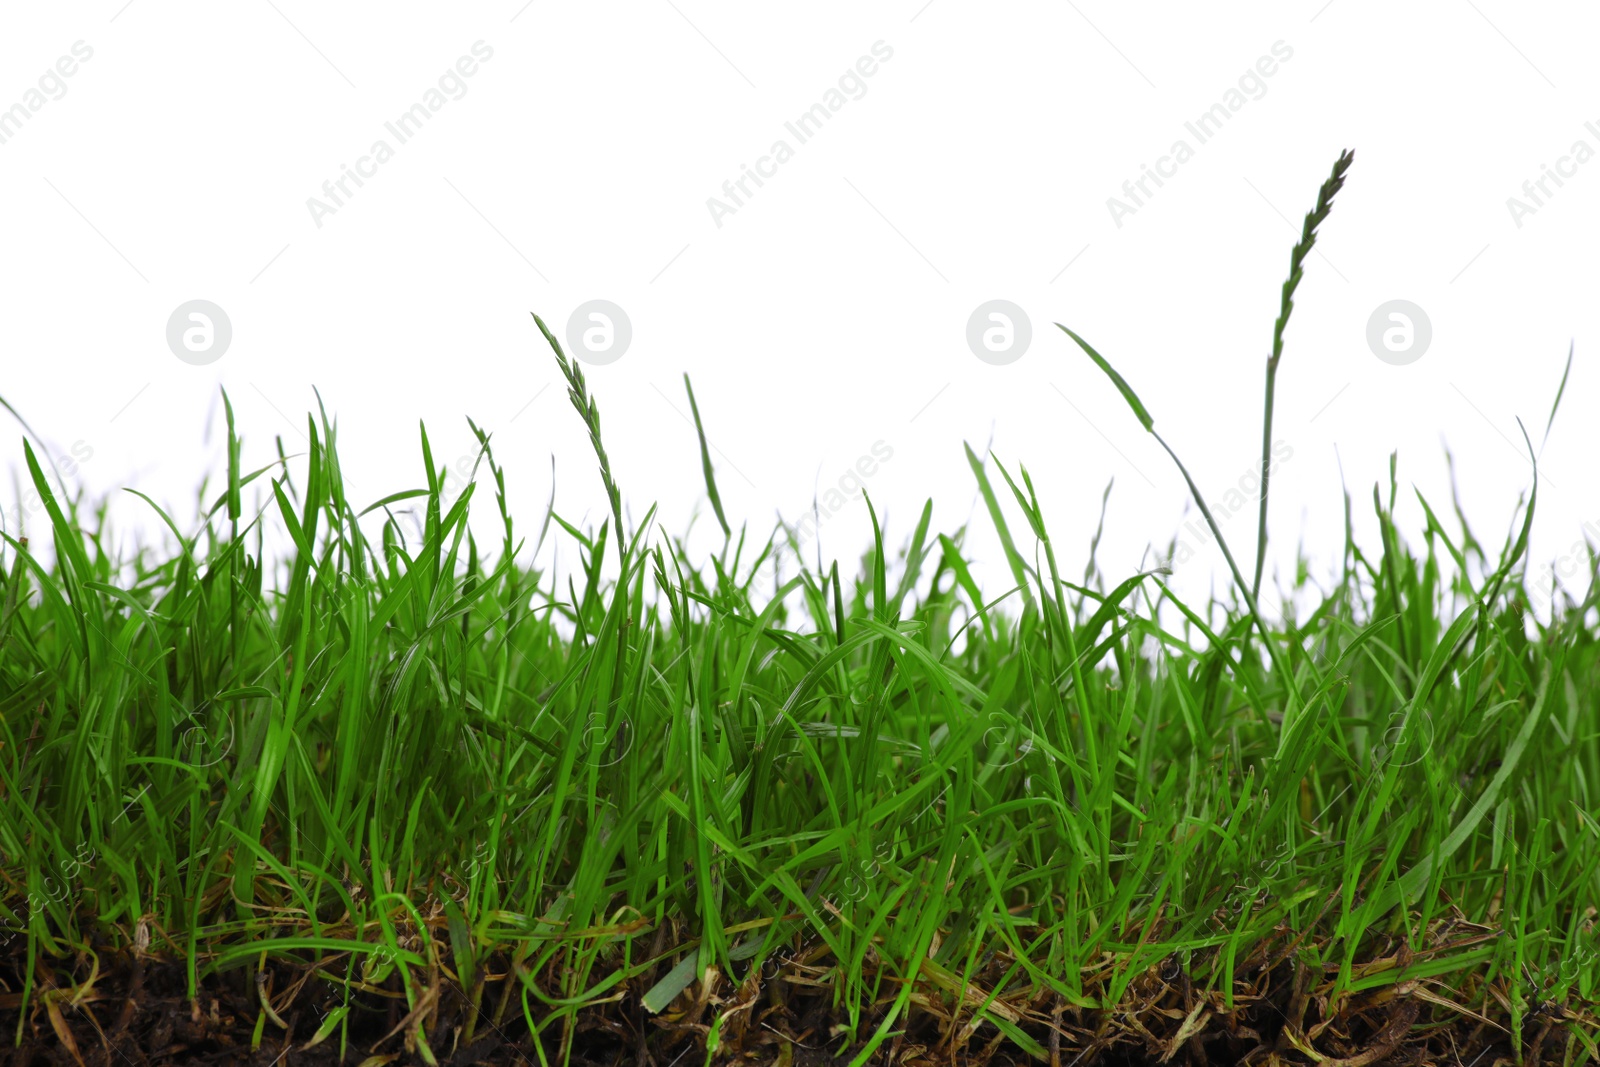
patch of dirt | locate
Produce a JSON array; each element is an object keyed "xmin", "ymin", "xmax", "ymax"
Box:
[{"xmin": 0, "ymin": 926, "xmax": 1592, "ymax": 1066}]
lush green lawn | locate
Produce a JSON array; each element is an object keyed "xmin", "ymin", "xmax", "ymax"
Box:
[{"xmin": 3, "ymin": 154, "xmax": 1598, "ymax": 1065}]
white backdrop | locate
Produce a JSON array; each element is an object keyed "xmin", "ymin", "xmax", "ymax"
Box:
[{"xmin": 1, "ymin": 1, "xmax": 1595, "ymax": 616}]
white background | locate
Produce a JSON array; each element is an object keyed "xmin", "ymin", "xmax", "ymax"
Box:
[{"xmin": 1, "ymin": 1, "xmax": 1596, "ymax": 615}]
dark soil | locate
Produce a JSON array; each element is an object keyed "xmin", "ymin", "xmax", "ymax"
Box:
[{"xmin": 0, "ymin": 940, "xmax": 1581, "ymax": 1067}]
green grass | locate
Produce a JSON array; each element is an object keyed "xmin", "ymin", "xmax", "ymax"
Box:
[{"xmin": 3, "ymin": 156, "xmax": 1599, "ymax": 1066}]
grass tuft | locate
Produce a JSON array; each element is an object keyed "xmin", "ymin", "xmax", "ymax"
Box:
[{"xmin": 1, "ymin": 166, "xmax": 1598, "ymax": 1065}]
